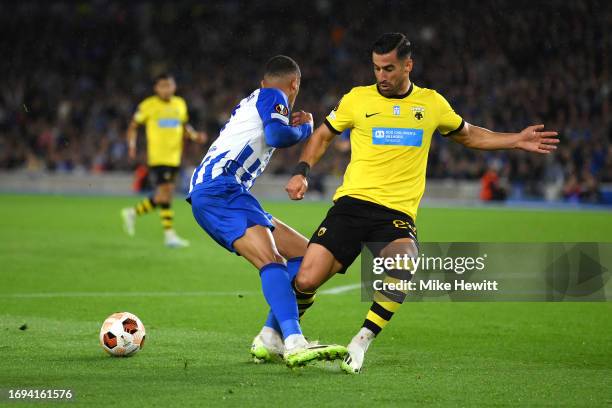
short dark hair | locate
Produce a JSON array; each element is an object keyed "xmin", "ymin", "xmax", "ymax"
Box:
[
  {"xmin": 372, "ymin": 33, "xmax": 412, "ymax": 59},
  {"xmin": 154, "ymin": 72, "xmax": 174, "ymax": 84},
  {"xmin": 264, "ymin": 55, "xmax": 301, "ymax": 78}
]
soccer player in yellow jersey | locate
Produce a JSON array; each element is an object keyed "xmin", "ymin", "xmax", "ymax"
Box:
[
  {"xmin": 121, "ymin": 73, "xmax": 207, "ymax": 248},
  {"xmin": 285, "ymin": 33, "xmax": 559, "ymax": 373}
]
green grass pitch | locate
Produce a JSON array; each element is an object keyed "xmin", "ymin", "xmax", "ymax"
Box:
[{"xmin": 1, "ymin": 194, "xmax": 611, "ymax": 406}]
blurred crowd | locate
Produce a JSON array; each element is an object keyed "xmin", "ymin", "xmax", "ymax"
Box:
[{"xmin": 0, "ymin": 0, "xmax": 610, "ymax": 202}]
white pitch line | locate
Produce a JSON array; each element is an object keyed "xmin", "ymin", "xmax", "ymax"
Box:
[
  {"xmin": 319, "ymin": 283, "xmax": 362, "ymax": 295},
  {"xmin": 0, "ymin": 284, "xmax": 362, "ymax": 299},
  {"xmin": 0, "ymin": 291, "xmax": 257, "ymax": 299}
]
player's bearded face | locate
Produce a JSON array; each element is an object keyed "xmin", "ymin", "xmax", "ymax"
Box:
[{"xmin": 372, "ymin": 51, "xmax": 411, "ymax": 96}]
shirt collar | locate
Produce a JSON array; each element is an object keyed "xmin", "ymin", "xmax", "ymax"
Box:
[{"xmin": 376, "ymin": 82, "xmax": 413, "ymax": 99}]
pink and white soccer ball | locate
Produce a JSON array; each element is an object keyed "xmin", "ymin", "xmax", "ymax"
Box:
[{"xmin": 99, "ymin": 312, "xmax": 146, "ymax": 357}]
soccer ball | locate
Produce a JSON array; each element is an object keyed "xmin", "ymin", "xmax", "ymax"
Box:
[{"xmin": 99, "ymin": 312, "xmax": 146, "ymax": 357}]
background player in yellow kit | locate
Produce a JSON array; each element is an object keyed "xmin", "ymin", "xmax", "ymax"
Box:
[
  {"xmin": 121, "ymin": 73, "xmax": 207, "ymax": 247},
  {"xmin": 285, "ymin": 33, "xmax": 559, "ymax": 373}
]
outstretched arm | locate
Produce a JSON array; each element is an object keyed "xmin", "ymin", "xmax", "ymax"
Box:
[
  {"xmin": 285, "ymin": 123, "xmax": 336, "ymax": 200},
  {"xmin": 450, "ymin": 123, "xmax": 559, "ymax": 153}
]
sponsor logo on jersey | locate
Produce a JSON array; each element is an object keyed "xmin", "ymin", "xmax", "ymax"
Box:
[
  {"xmin": 393, "ymin": 105, "xmax": 401, "ymax": 116},
  {"xmin": 374, "ymin": 129, "xmax": 386, "ymax": 139},
  {"xmin": 317, "ymin": 227, "xmax": 327, "ymax": 236},
  {"xmin": 157, "ymin": 118, "xmax": 181, "ymax": 128},
  {"xmin": 372, "ymin": 127, "xmax": 423, "ymax": 146}
]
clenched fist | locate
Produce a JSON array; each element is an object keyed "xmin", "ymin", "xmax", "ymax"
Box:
[{"xmin": 285, "ymin": 174, "xmax": 309, "ymax": 200}]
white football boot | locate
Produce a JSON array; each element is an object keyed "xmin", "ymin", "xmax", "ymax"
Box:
[
  {"xmin": 164, "ymin": 229, "xmax": 190, "ymax": 248},
  {"xmin": 121, "ymin": 208, "xmax": 136, "ymax": 236},
  {"xmin": 341, "ymin": 342, "xmax": 366, "ymax": 374},
  {"xmin": 250, "ymin": 327, "xmax": 284, "ymax": 363},
  {"xmin": 341, "ymin": 327, "xmax": 375, "ymax": 374}
]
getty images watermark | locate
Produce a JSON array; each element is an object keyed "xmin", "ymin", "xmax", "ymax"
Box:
[
  {"xmin": 361, "ymin": 243, "xmax": 612, "ymax": 302},
  {"xmin": 372, "ymin": 252, "xmax": 498, "ymax": 292}
]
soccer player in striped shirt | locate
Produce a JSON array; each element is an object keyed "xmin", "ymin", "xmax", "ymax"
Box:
[{"xmin": 188, "ymin": 56, "xmax": 346, "ymax": 367}]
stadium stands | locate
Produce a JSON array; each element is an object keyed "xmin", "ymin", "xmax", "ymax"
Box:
[{"xmin": 0, "ymin": 1, "xmax": 610, "ymax": 202}]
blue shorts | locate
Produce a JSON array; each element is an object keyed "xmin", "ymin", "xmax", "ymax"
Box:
[{"xmin": 188, "ymin": 177, "xmax": 274, "ymax": 253}]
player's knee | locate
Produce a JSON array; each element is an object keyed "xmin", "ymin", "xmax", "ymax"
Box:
[
  {"xmin": 257, "ymin": 251, "xmax": 285, "ymax": 268},
  {"xmin": 294, "ymin": 273, "xmax": 319, "ymax": 294},
  {"xmin": 273, "ymin": 252, "xmax": 285, "ymax": 265},
  {"xmin": 155, "ymin": 191, "xmax": 171, "ymax": 204},
  {"xmin": 380, "ymin": 240, "xmax": 418, "ymax": 259}
]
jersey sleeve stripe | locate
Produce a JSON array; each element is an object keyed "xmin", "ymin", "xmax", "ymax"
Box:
[
  {"xmin": 441, "ymin": 119, "xmax": 465, "ymax": 137},
  {"xmin": 324, "ymin": 118, "xmax": 341, "ymax": 135},
  {"xmin": 271, "ymin": 112, "xmax": 289, "ymax": 124}
]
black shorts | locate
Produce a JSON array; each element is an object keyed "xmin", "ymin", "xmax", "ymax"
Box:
[
  {"xmin": 309, "ymin": 196, "xmax": 418, "ymax": 273},
  {"xmin": 149, "ymin": 166, "xmax": 179, "ymax": 186}
]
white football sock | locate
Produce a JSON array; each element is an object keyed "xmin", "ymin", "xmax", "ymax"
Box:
[
  {"xmin": 350, "ymin": 327, "xmax": 376, "ymax": 352},
  {"xmin": 284, "ymin": 333, "xmax": 307, "ymax": 351},
  {"xmin": 259, "ymin": 326, "xmax": 282, "ymax": 347}
]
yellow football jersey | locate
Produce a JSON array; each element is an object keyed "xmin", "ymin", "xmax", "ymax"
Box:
[
  {"xmin": 326, "ymin": 83, "xmax": 463, "ymax": 220},
  {"xmin": 133, "ymin": 96, "xmax": 189, "ymax": 167}
]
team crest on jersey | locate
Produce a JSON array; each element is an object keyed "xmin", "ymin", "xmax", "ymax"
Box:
[
  {"xmin": 393, "ymin": 105, "xmax": 401, "ymax": 116},
  {"xmin": 275, "ymin": 104, "xmax": 289, "ymax": 116},
  {"xmin": 412, "ymin": 106, "xmax": 425, "ymax": 120}
]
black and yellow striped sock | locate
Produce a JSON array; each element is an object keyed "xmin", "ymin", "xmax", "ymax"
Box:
[
  {"xmin": 292, "ymin": 279, "xmax": 316, "ymax": 319},
  {"xmin": 363, "ymin": 272, "xmax": 408, "ymax": 336},
  {"xmin": 134, "ymin": 196, "xmax": 156, "ymax": 216},
  {"xmin": 363, "ymin": 300, "xmax": 402, "ymax": 336},
  {"xmin": 159, "ymin": 203, "xmax": 174, "ymax": 230}
]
